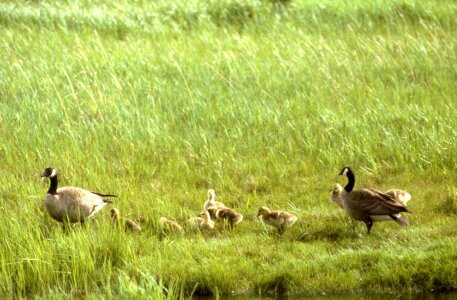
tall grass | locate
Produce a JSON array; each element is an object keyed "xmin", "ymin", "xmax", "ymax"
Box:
[{"xmin": 1, "ymin": 0, "xmax": 457, "ymax": 297}]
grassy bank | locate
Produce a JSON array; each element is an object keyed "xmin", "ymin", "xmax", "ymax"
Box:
[{"xmin": 1, "ymin": 0, "xmax": 457, "ymax": 297}]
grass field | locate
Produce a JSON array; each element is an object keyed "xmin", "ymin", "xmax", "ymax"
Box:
[{"xmin": 1, "ymin": 0, "xmax": 457, "ymax": 298}]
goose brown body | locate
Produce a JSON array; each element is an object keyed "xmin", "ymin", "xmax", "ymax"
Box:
[
  {"xmin": 257, "ymin": 206, "xmax": 297, "ymax": 233},
  {"xmin": 338, "ymin": 167, "xmax": 412, "ymax": 234},
  {"xmin": 331, "ymin": 184, "xmax": 412, "ymax": 208},
  {"xmin": 41, "ymin": 167, "xmax": 114, "ymax": 224}
]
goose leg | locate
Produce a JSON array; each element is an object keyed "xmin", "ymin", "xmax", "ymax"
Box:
[
  {"xmin": 61, "ymin": 222, "xmax": 71, "ymax": 233},
  {"xmin": 364, "ymin": 218, "xmax": 373, "ymax": 234}
]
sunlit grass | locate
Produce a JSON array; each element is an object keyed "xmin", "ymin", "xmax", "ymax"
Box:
[{"xmin": 0, "ymin": 0, "xmax": 457, "ymax": 297}]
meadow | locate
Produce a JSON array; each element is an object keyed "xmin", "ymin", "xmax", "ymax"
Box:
[{"xmin": 1, "ymin": 0, "xmax": 457, "ymax": 298}]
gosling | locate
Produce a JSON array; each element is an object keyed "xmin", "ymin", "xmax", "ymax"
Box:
[
  {"xmin": 189, "ymin": 211, "xmax": 215, "ymax": 231},
  {"xmin": 257, "ymin": 206, "xmax": 297, "ymax": 233},
  {"xmin": 110, "ymin": 208, "xmax": 141, "ymax": 233},
  {"xmin": 215, "ymin": 208, "xmax": 243, "ymax": 230},
  {"xmin": 159, "ymin": 217, "xmax": 184, "ymax": 234},
  {"xmin": 203, "ymin": 189, "xmax": 227, "ymax": 211}
]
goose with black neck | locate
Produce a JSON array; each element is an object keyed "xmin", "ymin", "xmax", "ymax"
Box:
[
  {"xmin": 41, "ymin": 167, "xmax": 116, "ymax": 226},
  {"xmin": 338, "ymin": 166, "xmax": 413, "ymax": 234}
]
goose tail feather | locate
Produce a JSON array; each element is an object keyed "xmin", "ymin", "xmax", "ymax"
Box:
[
  {"xmin": 91, "ymin": 191, "xmax": 117, "ymax": 198},
  {"xmin": 394, "ymin": 216, "xmax": 410, "ymax": 227}
]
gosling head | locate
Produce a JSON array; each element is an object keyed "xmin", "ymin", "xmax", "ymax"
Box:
[
  {"xmin": 110, "ymin": 208, "xmax": 120, "ymax": 220},
  {"xmin": 207, "ymin": 189, "xmax": 216, "ymax": 201},
  {"xmin": 331, "ymin": 183, "xmax": 343, "ymax": 195},
  {"xmin": 41, "ymin": 167, "xmax": 57, "ymax": 179},
  {"xmin": 199, "ymin": 211, "xmax": 211, "ymax": 220},
  {"xmin": 339, "ymin": 167, "xmax": 351, "ymax": 177},
  {"xmin": 257, "ymin": 206, "xmax": 271, "ymax": 217}
]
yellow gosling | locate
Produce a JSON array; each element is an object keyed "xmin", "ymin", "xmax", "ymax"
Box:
[
  {"xmin": 189, "ymin": 211, "xmax": 215, "ymax": 231},
  {"xmin": 257, "ymin": 206, "xmax": 297, "ymax": 233},
  {"xmin": 159, "ymin": 217, "xmax": 184, "ymax": 234},
  {"xmin": 203, "ymin": 189, "xmax": 227, "ymax": 211},
  {"xmin": 110, "ymin": 208, "xmax": 141, "ymax": 233}
]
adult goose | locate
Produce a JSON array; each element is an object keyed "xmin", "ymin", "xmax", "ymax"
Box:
[
  {"xmin": 338, "ymin": 167, "xmax": 412, "ymax": 234},
  {"xmin": 331, "ymin": 183, "xmax": 412, "ymax": 208},
  {"xmin": 41, "ymin": 167, "xmax": 115, "ymax": 224}
]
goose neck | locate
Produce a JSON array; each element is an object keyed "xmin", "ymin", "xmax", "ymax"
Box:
[
  {"xmin": 344, "ymin": 170, "xmax": 355, "ymax": 192},
  {"xmin": 47, "ymin": 175, "xmax": 58, "ymax": 195}
]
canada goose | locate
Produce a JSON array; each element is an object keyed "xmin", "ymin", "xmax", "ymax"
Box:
[
  {"xmin": 338, "ymin": 167, "xmax": 413, "ymax": 234},
  {"xmin": 159, "ymin": 217, "xmax": 184, "ymax": 234},
  {"xmin": 41, "ymin": 167, "xmax": 115, "ymax": 224},
  {"xmin": 189, "ymin": 211, "xmax": 215, "ymax": 231},
  {"xmin": 214, "ymin": 208, "xmax": 243, "ymax": 230},
  {"xmin": 203, "ymin": 189, "xmax": 226, "ymax": 212},
  {"xmin": 257, "ymin": 206, "xmax": 297, "ymax": 233},
  {"xmin": 330, "ymin": 184, "xmax": 412, "ymax": 208},
  {"xmin": 110, "ymin": 208, "xmax": 141, "ymax": 233}
]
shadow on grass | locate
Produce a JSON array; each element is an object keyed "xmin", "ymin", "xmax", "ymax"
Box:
[{"xmin": 256, "ymin": 274, "xmax": 290, "ymax": 297}]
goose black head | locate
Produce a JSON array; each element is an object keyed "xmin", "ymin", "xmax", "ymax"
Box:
[
  {"xmin": 41, "ymin": 167, "xmax": 57, "ymax": 178},
  {"xmin": 339, "ymin": 167, "xmax": 352, "ymax": 176}
]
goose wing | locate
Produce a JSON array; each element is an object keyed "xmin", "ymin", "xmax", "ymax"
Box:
[
  {"xmin": 351, "ymin": 188, "xmax": 410, "ymax": 215},
  {"xmin": 61, "ymin": 186, "xmax": 109, "ymax": 205},
  {"xmin": 90, "ymin": 191, "xmax": 117, "ymax": 202}
]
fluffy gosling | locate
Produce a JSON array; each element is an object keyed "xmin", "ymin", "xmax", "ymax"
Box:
[
  {"xmin": 385, "ymin": 189, "xmax": 411, "ymax": 206},
  {"xmin": 203, "ymin": 189, "xmax": 227, "ymax": 211},
  {"xmin": 215, "ymin": 208, "xmax": 243, "ymax": 230},
  {"xmin": 159, "ymin": 217, "xmax": 184, "ymax": 234},
  {"xmin": 189, "ymin": 211, "xmax": 215, "ymax": 231},
  {"xmin": 257, "ymin": 206, "xmax": 297, "ymax": 233},
  {"xmin": 110, "ymin": 208, "xmax": 141, "ymax": 233}
]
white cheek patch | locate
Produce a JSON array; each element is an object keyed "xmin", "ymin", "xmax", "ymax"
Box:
[
  {"xmin": 342, "ymin": 168, "xmax": 348, "ymax": 176},
  {"xmin": 50, "ymin": 169, "xmax": 57, "ymax": 178}
]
